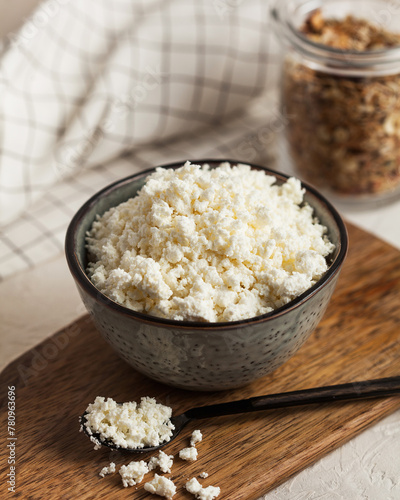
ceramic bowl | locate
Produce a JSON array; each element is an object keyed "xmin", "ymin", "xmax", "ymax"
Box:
[{"xmin": 65, "ymin": 160, "xmax": 348, "ymax": 391}]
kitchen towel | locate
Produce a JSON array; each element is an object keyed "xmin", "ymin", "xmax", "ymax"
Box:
[{"xmin": 0, "ymin": 0, "xmax": 280, "ymax": 279}]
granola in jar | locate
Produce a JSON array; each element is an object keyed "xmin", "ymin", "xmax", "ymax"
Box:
[{"xmin": 273, "ymin": 1, "xmax": 400, "ymax": 203}]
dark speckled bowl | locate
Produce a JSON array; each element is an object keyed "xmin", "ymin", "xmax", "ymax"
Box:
[{"xmin": 65, "ymin": 160, "xmax": 348, "ymax": 391}]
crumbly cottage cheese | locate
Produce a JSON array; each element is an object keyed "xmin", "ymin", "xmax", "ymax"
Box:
[
  {"xmin": 87, "ymin": 413, "xmax": 212, "ymax": 497},
  {"xmin": 185, "ymin": 477, "xmax": 220, "ymax": 500},
  {"xmin": 119, "ymin": 460, "xmax": 149, "ymax": 487},
  {"xmin": 179, "ymin": 446, "xmax": 198, "ymax": 462},
  {"xmin": 86, "ymin": 162, "xmax": 334, "ymax": 322},
  {"xmin": 144, "ymin": 474, "xmax": 177, "ymax": 498},
  {"xmin": 148, "ymin": 450, "xmax": 174, "ymax": 474},
  {"xmin": 87, "ymin": 162, "xmax": 333, "ymax": 322},
  {"xmin": 99, "ymin": 462, "xmax": 116, "ymax": 478},
  {"xmin": 190, "ymin": 430, "xmax": 203, "ymax": 446},
  {"xmin": 82, "ymin": 396, "xmax": 174, "ymax": 449}
]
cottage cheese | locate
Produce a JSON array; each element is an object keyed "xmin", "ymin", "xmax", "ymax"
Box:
[
  {"xmin": 119, "ymin": 460, "xmax": 149, "ymax": 487},
  {"xmin": 179, "ymin": 446, "xmax": 198, "ymax": 462},
  {"xmin": 185, "ymin": 477, "xmax": 220, "ymax": 500},
  {"xmin": 144, "ymin": 474, "xmax": 176, "ymax": 498},
  {"xmin": 86, "ymin": 162, "xmax": 334, "ymax": 322},
  {"xmin": 148, "ymin": 450, "xmax": 174, "ymax": 473},
  {"xmin": 82, "ymin": 396, "xmax": 174, "ymax": 449},
  {"xmin": 99, "ymin": 462, "xmax": 116, "ymax": 477},
  {"xmin": 190, "ymin": 430, "xmax": 203, "ymax": 446}
]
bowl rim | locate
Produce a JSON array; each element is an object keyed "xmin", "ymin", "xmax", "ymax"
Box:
[{"xmin": 65, "ymin": 159, "xmax": 348, "ymax": 331}]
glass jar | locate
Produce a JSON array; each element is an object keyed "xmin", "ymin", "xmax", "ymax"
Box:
[{"xmin": 272, "ymin": 0, "xmax": 400, "ymax": 207}]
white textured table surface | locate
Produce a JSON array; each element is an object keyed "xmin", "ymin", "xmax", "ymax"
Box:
[{"xmin": 1, "ymin": 198, "xmax": 400, "ymax": 499}]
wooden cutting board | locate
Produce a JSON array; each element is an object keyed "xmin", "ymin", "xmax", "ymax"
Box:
[{"xmin": 1, "ymin": 222, "xmax": 400, "ymax": 500}]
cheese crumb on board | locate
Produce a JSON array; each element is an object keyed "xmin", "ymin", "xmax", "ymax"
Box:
[
  {"xmin": 199, "ymin": 472, "xmax": 208, "ymax": 479},
  {"xmin": 86, "ymin": 161, "xmax": 334, "ymax": 322},
  {"xmin": 190, "ymin": 430, "xmax": 203, "ymax": 446},
  {"xmin": 119, "ymin": 460, "xmax": 149, "ymax": 487},
  {"xmin": 179, "ymin": 446, "xmax": 198, "ymax": 462},
  {"xmin": 99, "ymin": 462, "xmax": 116, "ymax": 477},
  {"xmin": 144, "ymin": 474, "xmax": 176, "ymax": 498},
  {"xmin": 148, "ymin": 450, "xmax": 174, "ymax": 474},
  {"xmin": 185, "ymin": 477, "xmax": 221, "ymax": 500},
  {"xmin": 82, "ymin": 396, "xmax": 174, "ymax": 449}
]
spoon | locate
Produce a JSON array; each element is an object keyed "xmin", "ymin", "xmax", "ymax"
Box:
[{"xmin": 81, "ymin": 375, "xmax": 400, "ymax": 453}]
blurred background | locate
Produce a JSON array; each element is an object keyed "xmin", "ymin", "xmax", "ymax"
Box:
[{"xmin": 0, "ymin": 0, "xmax": 43, "ymax": 36}]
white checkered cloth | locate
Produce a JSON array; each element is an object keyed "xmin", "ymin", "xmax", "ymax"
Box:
[{"xmin": 0, "ymin": 0, "xmax": 281, "ymax": 280}]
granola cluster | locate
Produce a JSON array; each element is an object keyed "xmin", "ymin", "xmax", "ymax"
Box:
[
  {"xmin": 283, "ymin": 10, "xmax": 400, "ymax": 197},
  {"xmin": 302, "ymin": 10, "xmax": 400, "ymax": 51}
]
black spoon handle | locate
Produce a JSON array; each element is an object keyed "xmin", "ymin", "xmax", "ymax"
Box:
[{"xmin": 185, "ymin": 376, "xmax": 400, "ymax": 420}]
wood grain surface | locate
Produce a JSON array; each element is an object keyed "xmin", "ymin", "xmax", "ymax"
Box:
[{"xmin": 1, "ymin": 222, "xmax": 400, "ymax": 500}]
